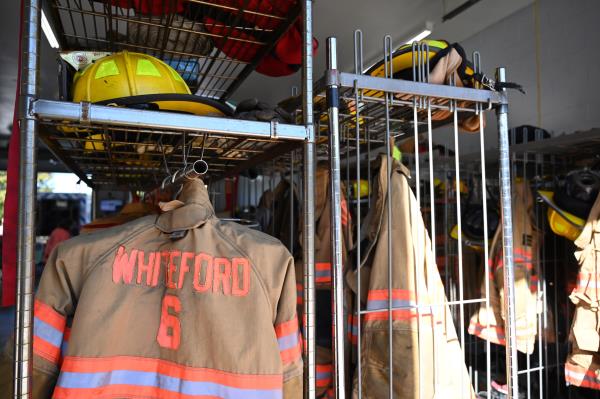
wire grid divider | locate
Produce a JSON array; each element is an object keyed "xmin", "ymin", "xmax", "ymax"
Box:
[
  {"xmin": 45, "ymin": 0, "xmax": 301, "ymax": 97},
  {"xmin": 33, "ymin": 99, "xmax": 308, "ymax": 190},
  {"xmin": 508, "ymin": 131, "xmax": 600, "ymax": 399},
  {"xmin": 321, "ymin": 32, "xmax": 517, "ymax": 398}
]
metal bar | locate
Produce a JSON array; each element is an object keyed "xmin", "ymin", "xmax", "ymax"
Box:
[
  {"xmin": 496, "ymin": 67, "xmax": 519, "ymax": 399},
  {"xmin": 326, "ymin": 36, "xmax": 346, "ymax": 399},
  {"xmin": 217, "ymin": 142, "xmax": 303, "ymax": 179},
  {"xmin": 353, "ymin": 28, "xmax": 363, "ymax": 399},
  {"xmin": 335, "ymin": 72, "xmax": 506, "ymax": 104},
  {"xmin": 302, "ymin": 0, "xmax": 316, "ymax": 397},
  {"xmin": 383, "ymin": 35, "xmax": 394, "ymax": 399},
  {"xmin": 14, "ymin": 0, "xmax": 40, "ymax": 397},
  {"xmin": 33, "ymin": 100, "xmax": 308, "ymax": 140},
  {"xmin": 290, "ymin": 150, "xmax": 295, "ymax": 254}
]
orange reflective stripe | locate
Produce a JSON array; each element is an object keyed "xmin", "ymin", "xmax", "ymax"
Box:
[
  {"xmin": 364, "ymin": 309, "xmax": 432, "ymax": 322},
  {"xmin": 340, "ymin": 197, "xmax": 350, "ymax": 227},
  {"xmin": 468, "ymin": 321, "xmax": 505, "ymax": 345},
  {"xmin": 34, "ymin": 299, "xmax": 66, "ymax": 331},
  {"xmin": 565, "ymin": 362, "xmax": 600, "ymax": 389},
  {"xmin": 316, "ymin": 364, "xmax": 333, "ymax": 387},
  {"xmin": 296, "ymin": 283, "xmax": 304, "ymax": 306},
  {"xmin": 315, "ymin": 263, "xmax": 331, "ymax": 271},
  {"xmin": 33, "ymin": 336, "xmax": 61, "ymax": 364},
  {"xmin": 275, "ymin": 318, "xmax": 299, "ymax": 338},
  {"xmin": 367, "ymin": 289, "xmax": 414, "ymax": 301}
]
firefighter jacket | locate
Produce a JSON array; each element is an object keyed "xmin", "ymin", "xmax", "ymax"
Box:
[
  {"xmin": 565, "ymin": 192, "xmax": 600, "ymax": 389},
  {"xmin": 468, "ymin": 181, "xmax": 540, "ymax": 355},
  {"xmin": 0, "ymin": 180, "xmax": 302, "ymax": 399},
  {"xmin": 347, "ymin": 155, "xmax": 475, "ymax": 398}
]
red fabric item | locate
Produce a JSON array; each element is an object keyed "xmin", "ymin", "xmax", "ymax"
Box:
[
  {"xmin": 255, "ymin": 54, "xmax": 299, "ymax": 77},
  {"xmin": 274, "ymin": 21, "xmax": 318, "ymax": 65},
  {"xmin": 43, "ymin": 228, "xmax": 71, "ymax": 263},
  {"xmin": 2, "ymin": 0, "xmax": 23, "ymax": 307},
  {"xmin": 207, "ymin": 0, "xmax": 295, "ymax": 30},
  {"xmin": 205, "ymin": 15, "xmax": 318, "ymax": 77},
  {"xmin": 111, "ymin": 0, "xmax": 183, "ymax": 15},
  {"xmin": 203, "ymin": 17, "xmax": 260, "ymax": 63}
]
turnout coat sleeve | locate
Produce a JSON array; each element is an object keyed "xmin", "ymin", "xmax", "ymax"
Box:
[{"xmin": 0, "ymin": 217, "xmax": 153, "ymax": 398}]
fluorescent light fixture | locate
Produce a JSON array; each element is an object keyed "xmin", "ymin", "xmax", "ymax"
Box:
[
  {"xmin": 41, "ymin": 10, "xmax": 59, "ymax": 49},
  {"xmin": 404, "ymin": 21, "xmax": 434, "ymax": 44},
  {"xmin": 405, "ymin": 29, "xmax": 431, "ymax": 44}
]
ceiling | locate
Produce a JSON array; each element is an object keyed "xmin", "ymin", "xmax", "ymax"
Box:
[{"xmin": 0, "ymin": 0, "xmax": 531, "ymax": 162}]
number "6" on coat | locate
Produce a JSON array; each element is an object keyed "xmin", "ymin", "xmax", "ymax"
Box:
[{"xmin": 157, "ymin": 295, "xmax": 181, "ymax": 350}]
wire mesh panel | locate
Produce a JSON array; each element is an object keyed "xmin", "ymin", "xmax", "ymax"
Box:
[
  {"xmin": 45, "ymin": 0, "xmax": 301, "ymax": 97},
  {"xmin": 320, "ymin": 33, "xmax": 517, "ymax": 398},
  {"xmin": 508, "ymin": 131, "xmax": 600, "ymax": 399}
]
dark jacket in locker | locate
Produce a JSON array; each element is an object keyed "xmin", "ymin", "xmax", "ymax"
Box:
[
  {"xmin": 347, "ymin": 155, "xmax": 475, "ymax": 398},
  {"xmin": 0, "ymin": 180, "xmax": 302, "ymax": 399},
  {"xmin": 296, "ymin": 164, "xmax": 353, "ymax": 399},
  {"xmin": 468, "ymin": 181, "xmax": 541, "ymax": 355},
  {"xmin": 565, "ymin": 192, "xmax": 600, "ymax": 389}
]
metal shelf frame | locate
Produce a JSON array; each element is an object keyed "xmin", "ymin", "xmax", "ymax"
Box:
[
  {"xmin": 14, "ymin": 0, "xmax": 318, "ymax": 398},
  {"xmin": 322, "ymin": 35, "xmax": 518, "ymax": 399}
]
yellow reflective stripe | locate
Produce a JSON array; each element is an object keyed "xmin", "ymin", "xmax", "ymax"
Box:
[
  {"xmin": 392, "ymin": 146, "xmax": 401, "ymax": 162},
  {"xmin": 94, "ymin": 60, "xmax": 120, "ymax": 79},
  {"xmin": 136, "ymin": 59, "xmax": 161, "ymax": 77}
]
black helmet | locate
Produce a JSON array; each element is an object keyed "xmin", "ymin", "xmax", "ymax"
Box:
[{"xmin": 554, "ymin": 169, "xmax": 600, "ymax": 220}]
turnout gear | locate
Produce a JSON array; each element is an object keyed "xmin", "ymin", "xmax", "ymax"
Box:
[
  {"xmin": 468, "ymin": 181, "xmax": 541, "ymax": 355},
  {"xmin": 565, "ymin": 192, "xmax": 600, "ymax": 390},
  {"xmin": 0, "ymin": 180, "xmax": 302, "ymax": 399},
  {"xmin": 347, "ymin": 155, "xmax": 475, "ymax": 398}
]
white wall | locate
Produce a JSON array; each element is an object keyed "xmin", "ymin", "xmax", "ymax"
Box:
[{"xmin": 435, "ymin": 0, "xmax": 600, "ymax": 154}]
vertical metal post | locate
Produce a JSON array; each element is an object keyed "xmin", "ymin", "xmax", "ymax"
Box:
[
  {"xmin": 326, "ymin": 37, "xmax": 346, "ymax": 399},
  {"xmin": 302, "ymin": 0, "xmax": 316, "ymax": 398},
  {"xmin": 496, "ymin": 67, "xmax": 519, "ymax": 399},
  {"xmin": 290, "ymin": 151, "xmax": 295, "ymax": 254},
  {"xmin": 15, "ymin": 0, "xmax": 40, "ymax": 397}
]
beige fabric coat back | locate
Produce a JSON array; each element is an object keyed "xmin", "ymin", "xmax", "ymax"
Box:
[
  {"xmin": 0, "ymin": 180, "xmax": 302, "ymax": 399},
  {"xmin": 468, "ymin": 181, "xmax": 540, "ymax": 355},
  {"xmin": 565, "ymin": 193, "xmax": 600, "ymax": 389},
  {"xmin": 348, "ymin": 155, "xmax": 475, "ymax": 398}
]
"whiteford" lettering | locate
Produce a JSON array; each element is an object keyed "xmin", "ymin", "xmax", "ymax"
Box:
[{"xmin": 112, "ymin": 246, "xmax": 250, "ymax": 297}]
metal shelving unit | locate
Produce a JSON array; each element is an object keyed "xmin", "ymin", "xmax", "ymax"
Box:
[
  {"xmin": 15, "ymin": 0, "xmax": 318, "ymax": 397},
  {"xmin": 14, "ymin": 2, "xmax": 526, "ymax": 399},
  {"xmin": 319, "ymin": 35, "xmax": 518, "ymax": 398}
]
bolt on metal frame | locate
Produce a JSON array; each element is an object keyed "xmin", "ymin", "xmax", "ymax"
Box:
[
  {"xmin": 14, "ymin": 0, "xmax": 316, "ymax": 397},
  {"xmin": 323, "ymin": 34, "xmax": 516, "ymax": 398}
]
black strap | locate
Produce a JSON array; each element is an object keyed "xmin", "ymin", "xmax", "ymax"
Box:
[{"xmin": 472, "ymin": 73, "xmax": 525, "ymax": 94}]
